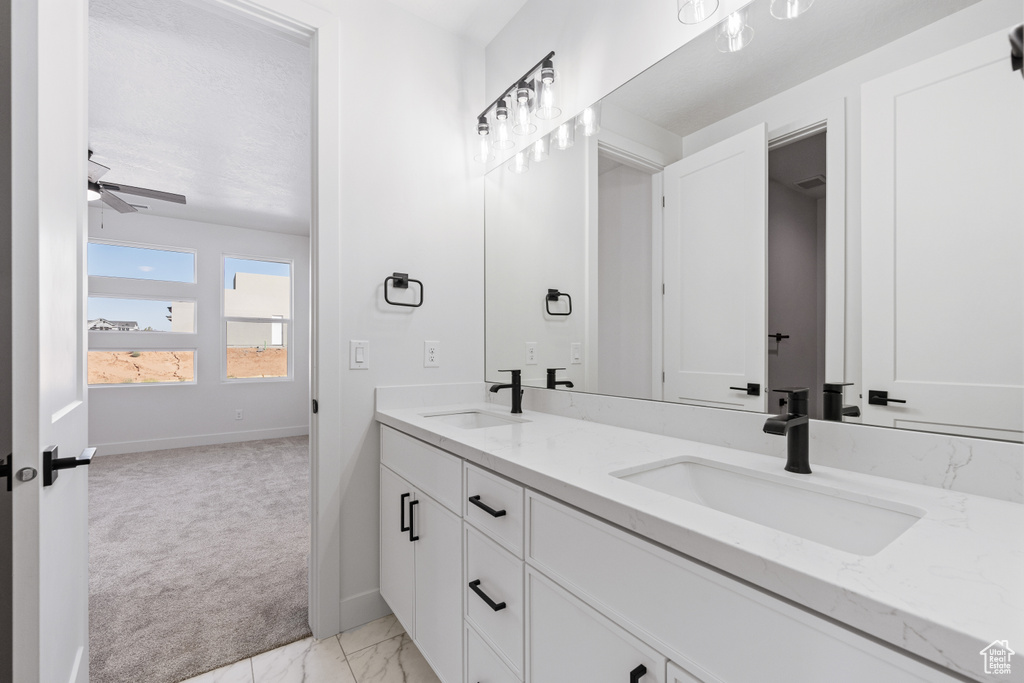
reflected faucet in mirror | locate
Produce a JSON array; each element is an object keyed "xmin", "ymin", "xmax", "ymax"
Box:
[
  {"xmin": 546, "ymin": 368, "xmax": 574, "ymax": 390},
  {"xmin": 822, "ymin": 383, "xmax": 861, "ymax": 422},
  {"xmin": 490, "ymin": 369, "xmax": 523, "ymax": 414},
  {"xmin": 764, "ymin": 388, "xmax": 810, "ymax": 474}
]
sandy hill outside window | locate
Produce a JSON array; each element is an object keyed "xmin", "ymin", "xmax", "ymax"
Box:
[
  {"xmin": 87, "ymin": 241, "xmax": 198, "ymax": 385},
  {"xmin": 223, "ymin": 257, "xmax": 292, "ymax": 381}
]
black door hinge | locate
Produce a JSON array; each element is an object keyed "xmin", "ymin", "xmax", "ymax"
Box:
[{"xmin": 312, "ymin": 399, "xmax": 319, "ymax": 414}]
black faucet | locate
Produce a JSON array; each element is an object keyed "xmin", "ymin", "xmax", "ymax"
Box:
[
  {"xmin": 546, "ymin": 368, "xmax": 574, "ymax": 390},
  {"xmin": 822, "ymin": 382, "xmax": 861, "ymax": 422},
  {"xmin": 763, "ymin": 387, "xmax": 811, "ymax": 474},
  {"xmin": 490, "ymin": 369, "xmax": 523, "ymax": 414}
]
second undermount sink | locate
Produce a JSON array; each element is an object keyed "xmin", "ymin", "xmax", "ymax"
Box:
[
  {"xmin": 422, "ymin": 410, "xmax": 529, "ymax": 429},
  {"xmin": 611, "ymin": 457, "xmax": 925, "ymax": 556}
]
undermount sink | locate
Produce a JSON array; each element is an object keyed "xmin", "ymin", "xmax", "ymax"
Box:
[
  {"xmin": 422, "ymin": 410, "xmax": 529, "ymax": 429},
  {"xmin": 611, "ymin": 457, "xmax": 925, "ymax": 555}
]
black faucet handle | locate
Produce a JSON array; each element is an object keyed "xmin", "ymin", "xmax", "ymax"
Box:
[
  {"xmin": 771, "ymin": 387, "xmax": 809, "ymax": 415},
  {"xmin": 823, "ymin": 382, "xmax": 854, "ymax": 393},
  {"xmin": 498, "ymin": 369, "xmax": 522, "ymax": 378},
  {"xmin": 771, "ymin": 387, "xmax": 810, "ymax": 397}
]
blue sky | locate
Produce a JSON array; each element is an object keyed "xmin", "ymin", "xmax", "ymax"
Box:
[{"xmin": 224, "ymin": 257, "xmax": 290, "ymax": 289}]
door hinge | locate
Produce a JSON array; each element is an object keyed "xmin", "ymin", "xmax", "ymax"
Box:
[
  {"xmin": 312, "ymin": 399, "xmax": 319, "ymax": 414},
  {"xmin": 662, "ymin": 283, "xmax": 665, "ymax": 295},
  {"xmin": 662, "ymin": 196, "xmax": 665, "ymax": 207},
  {"xmin": 662, "ymin": 372, "xmax": 665, "ymax": 382}
]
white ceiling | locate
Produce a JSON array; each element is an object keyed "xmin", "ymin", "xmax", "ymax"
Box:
[
  {"xmin": 89, "ymin": 0, "xmax": 312, "ymax": 235},
  {"xmin": 604, "ymin": 0, "xmax": 983, "ymax": 139},
  {"xmin": 384, "ymin": 0, "xmax": 529, "ymax": 46}
]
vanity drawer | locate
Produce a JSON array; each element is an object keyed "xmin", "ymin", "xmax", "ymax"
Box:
[
  {"xmin": 466, "ymin": 623, "xmax": 521, "ymax": 683},
  {"xmin": 381, "ymin": 426, "xmax": 462, "ymax": 514},
  {"xmin": 465, "ymin": 523, "xmax": 523, "ymax": 677},
  {"xmin": 465, "ymin": 463, "xmax": 524, "ymax": 557},
  {"xmin": 526, "ymin": 492, "xmax": 960, "ymax": 683}
]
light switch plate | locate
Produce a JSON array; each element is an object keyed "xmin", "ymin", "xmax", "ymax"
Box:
[
  {"xmin": 525, "ymin": 342, "xmax": 537, "ymax": 365},
  {"xmin": 570, "ymin": 342, "xmax": 582, "ymax": 365},
  {"xmin": 350, "ymin": 340, "xmax": 369, "ymax": 370},
  {"xmin": 424, "ymin": 341, "xmax": 440, "ymax": 368}
]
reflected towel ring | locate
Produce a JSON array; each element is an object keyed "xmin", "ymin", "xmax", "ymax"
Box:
[
  {"xmin": 384, "ymin": 272, "xmax": 424, "ymax": 308},
  {"xmin": 545, "ymin": 289, "xmax": 572, "ymax": 316}
]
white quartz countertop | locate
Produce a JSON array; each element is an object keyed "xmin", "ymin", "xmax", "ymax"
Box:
[{"xmin": 376, "ymin": 402, "xmax": 1023, "ymax": 682}]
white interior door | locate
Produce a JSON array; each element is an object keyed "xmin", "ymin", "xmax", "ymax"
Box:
[
  {"xmin": 861, "ymin": 29, "xmax": 1024, "ymax": 441},
  {"xmin": 663, "ymin": 123, "xmax": 767, "ymax": 412},
  {"xmin": 9, "ymin": 0, "xmax": 91, "ymax": 682}
]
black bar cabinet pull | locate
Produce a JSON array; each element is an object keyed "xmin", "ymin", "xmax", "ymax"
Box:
[
  {"xmin": 400, "ymin": 492, "xmax": 411, "ymax": 532},
  {"xmin": 868, "ymin": 390, "xmax": 907, "ymax": 406},
  {"xmin": 728, "ymin": 382, "xmax": 761, "ymax": 396},
  {"xmin": 408, "ymin": 499, "xmax": 419, "ymax": 542},
  {"xmin": 468, "ymin": 579, "xmax": 506, "ymax": 611},
  {"xmin": 468, "ymin": 495, "xmax": 507, "ymax": 518},
  {"xmin": 630, "ymin": 664, "xmax": 648, "ymax": 682}
]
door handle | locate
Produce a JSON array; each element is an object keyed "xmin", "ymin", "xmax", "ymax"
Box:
[
  {"xmin": 408, "ymin": 499, "xmax": 419, "ymax": 542},
  {"xmin": 468, "ymin": 579, "xmax": 506, "ymax": 611},
  {"xmin": 1, "ymin": 453, "xmax": 10, "ymax": 492},
  {"xmin": 868, "ymin": 390, "xmax": 907, "ymax": 406},
  {"xmin": 42, "ymin": 446, "xmax": 95, "ymax": 487},
  {"xmin": 629, "ymin": 664, "xmax": 648, "ymax": 682},
  {"xmin": 769, "ymin": 332, "xmax": 790, "ymax": 343},
  {"xmin": 729, "ymin": 382, "xmax": 761, "ymax": 396},
  {"xmin": 468, "ymin": 495, "xmax": 507, "ymax": 518}
]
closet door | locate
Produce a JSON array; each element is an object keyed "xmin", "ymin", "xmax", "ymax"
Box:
[
  {"xmin": 861, "ymin": 29, "xmax": 1024, "ymax": 440},
  {"xmin": 662, "ymin": 124, "xmax": 767, "ymax": 412}
]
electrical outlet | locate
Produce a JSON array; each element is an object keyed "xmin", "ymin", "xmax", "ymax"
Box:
[
  {"xmin": 424, "ymin": 341, "xmax": 440, "ymax": 368},
  {"xmin": 525, "ymin": 342, "xmax": 538, "ymax": 365},
  {"xmin": 235, "ymin": 409, "xmax": 244, "ymax": 421},
  {"xmin": 570, "ymin": 342, "xmax": 582, "ymax": 365}
]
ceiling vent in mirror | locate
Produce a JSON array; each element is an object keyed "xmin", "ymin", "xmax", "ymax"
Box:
[{"xmin": 795, "ymin": 175, "xmax": 826, "ymax": 191}]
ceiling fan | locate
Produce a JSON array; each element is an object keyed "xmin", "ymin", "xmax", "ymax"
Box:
[{"xmin": 87, "ymin": 151, "xmax": 187, "ymax": 213}]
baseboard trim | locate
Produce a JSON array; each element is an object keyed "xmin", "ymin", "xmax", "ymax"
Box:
[
  {"xmin": 339, "ymin": 589, "xmax": 390, "ymax": 633},
  {"xmin": 94, "ymin": 426, "xmax": 309, "ymax": 456}
]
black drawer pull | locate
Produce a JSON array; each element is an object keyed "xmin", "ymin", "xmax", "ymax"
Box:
[
  {"xmin": 630, "ymin": 664, "xmax": 647, "ymax": 682},
  {"xmin": 468, "ymin": 579, "xmax": 506, "ymax": 611},
  {"xmin": 408, "ymin": 499, "xmax": 419, "ymax": 542},
  {"xmin": 468, "ymin": 495, "xmax": 507, "ymax": 518},
  {"xmin": 400, "ymin": 492, "xmax": 411, "ymax": 532}
]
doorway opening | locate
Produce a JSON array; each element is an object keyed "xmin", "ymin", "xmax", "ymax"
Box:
[{"xmin": 766, "ymin": 130, "xmax": 827, "ymax": 418}]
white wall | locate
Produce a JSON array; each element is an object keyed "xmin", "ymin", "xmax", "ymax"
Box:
[
  {"xmin": 680, "ymin": 0, "xmax": 1019, "ymax": 399},
  {"xmin": 333, "ymin": 0, "xmax": 484, "ymax": 630},
  {"xmin": 87, "ymin": 209, "xmax": 309, "ymax": 454}
]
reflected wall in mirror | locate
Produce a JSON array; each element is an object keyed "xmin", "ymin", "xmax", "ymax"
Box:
[{"xmin": 485, "ymin": 0, "xmax": 1024, "ymax": 441}]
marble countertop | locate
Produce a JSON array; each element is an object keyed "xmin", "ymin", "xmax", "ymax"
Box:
[{"xmin": 376, "ymin": 401, "xmax": 1023, "ymax": 682}]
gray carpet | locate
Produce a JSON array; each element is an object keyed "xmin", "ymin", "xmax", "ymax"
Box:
[{"xmin": 89, "ymin": 436, "xmax": 311, "ymax": 683}]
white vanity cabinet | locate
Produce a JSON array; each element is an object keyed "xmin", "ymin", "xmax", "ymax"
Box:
[{"xmin": 379, "ymin": 427, "xmax": 463, "ymax": 683}]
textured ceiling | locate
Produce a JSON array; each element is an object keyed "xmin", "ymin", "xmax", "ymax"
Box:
[
  {"xmin": 604, "ymin": 0, "xmax": 983, "ymax": 139},
  {"xmin": 89, "ymin": 0, "xmax": 312, "ymax": 235},
  {"xmin": 385, "ymin": 0, "xmax": 529, "ymax": 46}
]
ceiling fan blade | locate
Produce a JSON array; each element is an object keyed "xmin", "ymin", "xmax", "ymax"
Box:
[
  {"xmin": 99, "ymin": 182, "xmax": 186, "ymax": 205},
  {"xmin": 88, "ymin": 158, "xmax": 110, "ymax": 183},
  {"xmin": 100, "ymin": 189, "xmax": 138, "ymax": 214}
]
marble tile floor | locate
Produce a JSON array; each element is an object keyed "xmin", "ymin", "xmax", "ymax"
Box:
[{"xmin": 180, "ymin": 614, "xmax": 441, "ymax": 683}]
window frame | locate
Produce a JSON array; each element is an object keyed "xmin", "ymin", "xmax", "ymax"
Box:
[{"xmin": 221, "ymin": 254, "xmax": 295, "ymax": 383}]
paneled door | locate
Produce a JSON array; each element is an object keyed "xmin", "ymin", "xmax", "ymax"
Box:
[
  {"xmin": 662, "ymin": 123, "xmax": 768, "ymax": 412},
  {"xmin": 8, "ymin": 0, "xmax": 91, "ymax": 681},
  {"xmin": 861, "ymin": 29, "xmax": 1024, "ymax": 440}
]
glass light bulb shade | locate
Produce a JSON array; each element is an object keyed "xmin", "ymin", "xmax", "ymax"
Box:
[
  {"xmin": 513, "ymin": 99, "xmax": 537, "ymax": 136},
  {"xmin": 508, "ymin": 150, "xmax": 530, "ymax": 174},
  {"xmin": 576, "ymin": 103, "xmax": 602, "ymax": 137},
  {"xmin": 529, "ymin": 137, "xmax": 550, "ymax": 163},
  {"xmin": 770, "ymin": 0, "xmax": 814, "ymax": 19},
  {"xmin": 536, "ymin": 79, "xmax": 561, "ymax": 120},
  {"xmin": 551, "ymin": 121, "xmax": 575, "ymax": 151},
  {"xmin": 716, "ymin": 9, "xmax": 753, "ymax": 52},
  {"xmin": 677, "ymin": 0, "xmax": 719, "ymax": 24},
  {"xmin": 474, "ymin": 135, "xmax": 493, "ymax": 163},
  {"xmin": 492, "ymin": 115, "xmax": 515, "ymax": 150}
]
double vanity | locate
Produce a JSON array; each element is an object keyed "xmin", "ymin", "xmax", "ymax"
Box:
[{"xmin": 376, "ymin": 383, "xmax": 1023, "ymax": 683}]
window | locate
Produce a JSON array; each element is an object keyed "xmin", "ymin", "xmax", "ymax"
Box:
[
  {"xmin": 88, "ymin": 350, "xmax": 196, "ymax": 385},
  {"xmin": 224, "ymin": 257, "xmax": 291, "ymax": 380},
  {"xmin": 88, "ymin": 297, "xmax": 196, "ymax": 333},
  {"xmin": 88, "ymin": 241, "xmax": 196, "ymax": 282}
]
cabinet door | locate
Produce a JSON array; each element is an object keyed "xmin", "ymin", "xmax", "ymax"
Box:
[
  {"xmin": 379, "ymin": 465, "xmax": 415, "ymax": 634},
  {"xmin": 413, "ymin": 491, "xmax": 463, "ymax": 683},
  {"xmin": 528, "ymin": 570, "xmax": 665, "ymax": 683}
]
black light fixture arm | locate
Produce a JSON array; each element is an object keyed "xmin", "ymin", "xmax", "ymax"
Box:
[{"xmin": 477, "ymin": 50, "xmax": 556, "ymax": 121}]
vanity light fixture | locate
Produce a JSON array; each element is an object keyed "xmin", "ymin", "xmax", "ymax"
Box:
[
  {"xmin": 508, "ymin": 150, "xmax": 531, "ymax": 174},
  {"xmin": 677, "ymin": 0, "xmax": 719, "ymax": 24},
  {"xmin": 716, "ymin": 7, "xmax": 753, "ymax": 53},
  {"xmin": 770, "ymin": 0, "xmax": 814, "ymax": 20},
  {"xmin": 474, "ymin": 115, "xmax": 494, "ymax": 163},
  {"xmin": 474, "ymin": 50, "xmax": 556, "ymax": 163},
  {"xmin": 577, "ymin": 103, "xmax": 602, "ymax": 137},
  {"xmin": 551, "ymin": 121, "xmax": 575, "ymax": 151},
  {"xmin": 529, "ymin": 136, "xmax": 550, "ymax": 163}
]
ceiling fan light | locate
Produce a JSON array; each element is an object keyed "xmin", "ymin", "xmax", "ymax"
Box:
[
  {"xmin": 87, "ymin": 181, "xmax": 102, "ymax": 202},
  {"xmin": 770, "ymin": 0, "xmax": 814, "ymax": 20}
]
